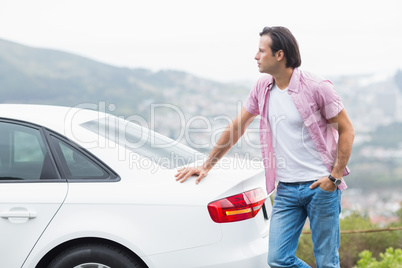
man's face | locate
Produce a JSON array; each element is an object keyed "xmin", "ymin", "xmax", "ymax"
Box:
[{"xmin": 255, "ymin": 35, "xmax": 278, "ymax": 74}]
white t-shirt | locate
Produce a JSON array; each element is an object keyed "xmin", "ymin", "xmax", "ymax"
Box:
[{"xmin": 268, "ymin": 84, "xmax": 328, "ymax": 182}]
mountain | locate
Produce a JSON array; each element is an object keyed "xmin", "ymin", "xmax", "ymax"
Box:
[
  {"xmin": 0, "ymin": 38, "xmax": 248, "ymax": 119},
  {"xmin": 2, "ymin": 38, "xmax": 402, "ymax": 192}
]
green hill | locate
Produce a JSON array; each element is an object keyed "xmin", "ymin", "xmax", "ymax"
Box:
[
  {"xmin": 1, "ymin": 38, "xmax": 402, "ymax": 191},
  {"xmin": 0, "ymin": 38, "xmax": 245, "ymax": 118}
]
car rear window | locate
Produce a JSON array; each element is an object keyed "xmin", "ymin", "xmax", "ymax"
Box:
[{"xmin": 81, "ymin": 117, "xmax": 205, "ymax": 169}]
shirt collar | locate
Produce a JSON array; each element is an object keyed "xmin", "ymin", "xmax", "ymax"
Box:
[
  {"xmin": 266, "ymin": 76, "xmax": 274, "ymax": 92},
  {"xmin": 288, "ymin": 67, "xmax": 300, "ymax": 93},
  {"xmin": 267, "ymin": 67, "xmax": 300, "ymax": 93}
]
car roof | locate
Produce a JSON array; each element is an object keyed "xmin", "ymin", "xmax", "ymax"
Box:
[
  {"xmin": 0, "ymin": 104, "xmax": 102, "ymax": 135},
  {"xmin": 0, "ymin": 104, "xmax": 267, "ymax": 203}
]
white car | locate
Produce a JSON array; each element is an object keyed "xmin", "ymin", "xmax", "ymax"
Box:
[{"xmin": 0, "ymin": 104, "xmax": 272, "ymax": 268}]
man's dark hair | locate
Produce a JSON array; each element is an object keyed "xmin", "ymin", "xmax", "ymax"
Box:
[{"xmin": 260, "ymin": 26, "xmax": 301, "ymax": 68}]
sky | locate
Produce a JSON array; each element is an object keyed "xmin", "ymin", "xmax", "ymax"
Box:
[{"xmin": 0, "ymin": 0, "xmax": 401, "ymax": 83}]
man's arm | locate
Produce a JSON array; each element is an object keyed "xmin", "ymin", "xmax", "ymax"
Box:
[
  {"xmin": 328, "ymin": 108, "xmax": 355, "ymax": 178},
  {"xmin": 310, "ymin": 108, "xmax": 355, "ymax": 190},
  {"xmin": 175, "ymin": 107, "xmax": 257, "ymax": 184}
]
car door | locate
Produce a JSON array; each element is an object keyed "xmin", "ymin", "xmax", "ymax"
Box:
[{"xmin": 0, "ymin": 120, "xmax": 68, "ymax": 268}]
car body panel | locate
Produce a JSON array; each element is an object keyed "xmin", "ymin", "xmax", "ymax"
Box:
[
  {"xmin": 0, "ymin": 104, "xmax": 272, "ymax": 268},
  {"xmin": 0, "ymin": 183, "xmax": 68, "ymax": 268}
]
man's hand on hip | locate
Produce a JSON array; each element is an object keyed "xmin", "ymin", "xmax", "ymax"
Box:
[{"xmin": 309, "ymin": 176, "xmax": 337, "ymax": 192}]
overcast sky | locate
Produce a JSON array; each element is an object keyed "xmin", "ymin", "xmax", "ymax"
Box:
[{"xmin": 1, "ymin": 0, "xmax": 401, "ymax": 82}]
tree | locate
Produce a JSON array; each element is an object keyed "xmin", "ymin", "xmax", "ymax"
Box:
[{"xmin": 355, "ymin": 247, "xmax": 402, "ymax": 268}]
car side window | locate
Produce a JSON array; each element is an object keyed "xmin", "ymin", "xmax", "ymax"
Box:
[
  {"xmin": 0, "ymin": 122, "xmax": 58, "ymax": 181},
  {"xmin": 50, "ymin": 136, "xmax": 109, "ymax": 180}
]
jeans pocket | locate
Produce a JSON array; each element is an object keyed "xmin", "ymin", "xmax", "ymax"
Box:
[{"xmin": 318, "ymin": 185, "xmax": 337, "ymax": 194}]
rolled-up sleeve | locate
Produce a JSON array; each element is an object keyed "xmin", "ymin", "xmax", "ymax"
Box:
[
  {"xmin": 243, "ymin": 77, "xmax": 269, "ymax": 115},
  {"xmin": 317, "ymin": 80, "xmax": 344, "ymax": 120}
]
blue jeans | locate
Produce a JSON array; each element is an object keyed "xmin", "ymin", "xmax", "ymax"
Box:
[{"xmin": 268, "ymin": 181, "xmax": 341, "ymax": 268}]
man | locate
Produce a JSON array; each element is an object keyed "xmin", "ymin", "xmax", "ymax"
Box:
[{"xmin": 175, "ymin": 26, "xmax": 354, "ymax": 267}]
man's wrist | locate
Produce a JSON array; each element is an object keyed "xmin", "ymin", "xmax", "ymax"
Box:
[
  {"xmin": 329, "ymin": 174, "xmax": 342, "ymax": 179},
  {"xmin": 203, "ymin": 157, "xmax": 218, "ymax": 171},
  {"xmin": 330, "ymin": 166, "xmax": 346, "ymax": 179},
  {"xmin": 328, "ymin": 174, "xmax": 342, "ymax": 186}
]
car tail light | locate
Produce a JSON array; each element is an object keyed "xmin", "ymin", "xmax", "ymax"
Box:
[{"xmin": 207, "ymin": 188, "xmax": 266, "ymax": 223}]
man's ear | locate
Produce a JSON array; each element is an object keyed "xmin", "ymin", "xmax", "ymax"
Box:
[{"xmin": 276, "ymin": 50, "xmax": 285, "ymax": 62}]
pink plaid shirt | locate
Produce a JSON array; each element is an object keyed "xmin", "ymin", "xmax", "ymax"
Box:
[{"xmin": 243, "ymin": 68, "xmax": 349, "ymax": 194}]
